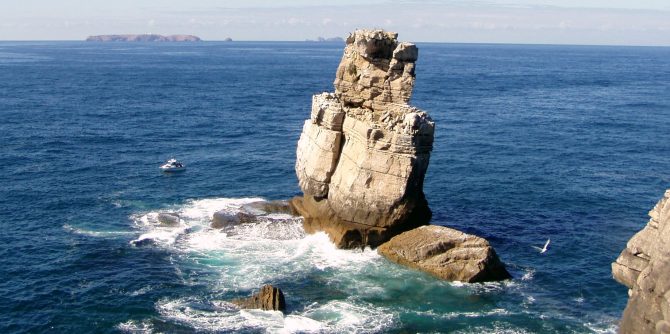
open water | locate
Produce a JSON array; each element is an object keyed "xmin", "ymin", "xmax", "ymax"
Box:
[{"xmin": 1, "ymin": 41, "xmax": 669, "ymax": 333}]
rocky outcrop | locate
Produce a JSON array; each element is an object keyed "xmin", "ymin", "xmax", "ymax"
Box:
[
  {"xmin": 293, "ymin": 29, "xmax": 434, "ymax": 249},
  {"xmin": 231, "ymin": 285, "xmax": 286, "ymax": 312},
  {"xmin": 211, "ymin": 211, "xmax": 257, "ymax": 229},
  {"xmin": 612, "ymin": 189, "xmax": 670, "ymax": 334},
  {"xmin": 241, "ymin": 200, "xmax": 297, "ymax": 216},
  {"xmin": 378, "ymin": 225, "xmax": 511, "ymax": 283},
  {"xmin": 211, "ymin": 200, "xmax": 298, "ymax": 229},
  {"xmin": 86, "ymin": 34, "xmax": 201, "ymax": 42},
  {"xmin": 157, "ymin": 212, "xmax": 180, "ymax": 226}
]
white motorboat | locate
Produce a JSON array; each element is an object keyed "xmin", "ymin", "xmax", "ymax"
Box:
[{"xmin": 160, "ymin": 158, "xmax": 186, "ymax": 172}]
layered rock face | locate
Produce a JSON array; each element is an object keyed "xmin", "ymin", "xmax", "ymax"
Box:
[
  {"xmin": 378, "ymin": 226, "xmax": 512, "ymax": 283},
  {"xmin": 293, "ymin": 29, "xmax": 434, "ymax": 249},
  {"xmin": 612, "ymin": 189, "xmax": 670, "ymax": 333}
]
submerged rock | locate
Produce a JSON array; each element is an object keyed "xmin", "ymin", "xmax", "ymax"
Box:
[
  {"xmin": 211, "ymin": 211, "xmax": 257, "ymax": 229},
  {"xmin": 231, "ymin": 285, "xmax": 286, "ymax": 312},
  {"xmin": 294, "ymin": 29, "xmax": 434, "ymax": 249},
  {"xmin": 378, "ymin": 225, "xmax": 511, "ymax": 283},
  {"xmin": 612, "ymin": 189, "xmax": 670, "ymax": 334},
  {"xmin": 157, "ymin": 212, "xmax": 180, "ymax": 226},
  {"xmin": 241, "ymin": 200, "xmax": 297, "ymax": 216},
  {"xmin": 130, "ymin": 237, "xmax": 156, "ymax": 247}
]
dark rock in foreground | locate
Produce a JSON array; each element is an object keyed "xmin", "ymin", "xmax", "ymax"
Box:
[
  {"xmin": 378, "ymin": 225, "xmax": 511, "ymax": 283},
  {"xmin": 612, "ymin": 189, "xmax": 670, "ymax": 334},
  {"xmin": 86, "ymin": 34, "xmax": 201, "ymax": 42},
  {"xmin": 231, "ymin": 285, "xmax": 286, "ymax": 312}
]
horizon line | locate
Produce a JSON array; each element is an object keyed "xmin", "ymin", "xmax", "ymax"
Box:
[{"xmin": 1, "ymin": 39, "xmax": 669, "ymax": 48}]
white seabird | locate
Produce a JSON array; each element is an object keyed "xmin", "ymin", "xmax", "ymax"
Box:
[{"xmin": 533, "ymin": 239, "xmax": 550, "ymax": 254}]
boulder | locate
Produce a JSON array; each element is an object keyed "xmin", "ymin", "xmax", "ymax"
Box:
[
  {"xmin": 241, "ymin": 200, "xmax": 297, "ymax": 216},
  {"xmin": 612, "ymin": 189, "xmax": 670, "ymax": 334},
  {"xmin": 378, "ymin": 225, "xmax": 511, "ymax": 283},
  {"xmin": 211, "ymin": 211, "xmax": 257, "ymax": 229},
  {"xmin": 157, "ymin": 212, "xmax": 180, "ymax": 226},
  {"xmin": 294, "ymin": 29, "xmax": 434, "ymax": 249},
  {"xmin": 231, "ymin": 285, "xmax": 286, "ymax": 312}
]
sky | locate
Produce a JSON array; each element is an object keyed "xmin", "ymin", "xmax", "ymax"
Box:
[{"xmin": 1, "ymin": 0, "xmax": 669, "ymax": 46}]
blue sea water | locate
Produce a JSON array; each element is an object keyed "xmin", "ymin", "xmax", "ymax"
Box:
[{"xmin": 1, "ymin": 41, "xmax": 669, "ymax": 333}]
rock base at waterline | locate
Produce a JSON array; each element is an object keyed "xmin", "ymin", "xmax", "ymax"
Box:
[{"xmin": 290, "ymin": 195, "xmax": 430, "ymax": 249}]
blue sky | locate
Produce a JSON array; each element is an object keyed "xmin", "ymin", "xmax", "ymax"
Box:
[{"xmin": 1, "ymin": 0, "xmax": 669, "ymax": 45}]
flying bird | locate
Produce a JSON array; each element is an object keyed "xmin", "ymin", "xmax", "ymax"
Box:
[{"xmin": 533, "ymin": 239, "xmax": 551, "ymax": 254}]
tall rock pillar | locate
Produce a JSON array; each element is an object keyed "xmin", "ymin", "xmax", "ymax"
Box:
[{"xmin": 293, "ymin": 29, "xmax": 434, "ymax": 249}]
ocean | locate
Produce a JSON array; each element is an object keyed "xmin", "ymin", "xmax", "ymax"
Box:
[{"xmin": 1, "ymin": 41, "xmax": 669, "ymax": 333}]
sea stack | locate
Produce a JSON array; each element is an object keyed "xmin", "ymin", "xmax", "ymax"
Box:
[
  {"xmin": 292, "ymin": 29, "xmax": 434, "ymax": 249},
  {"xmin": 612, "ymin": 189, "xmax": 670, "ymax": 334}
]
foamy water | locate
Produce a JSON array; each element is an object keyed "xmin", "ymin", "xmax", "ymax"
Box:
[
  {"xmin": 123, "ymin": 197, "xmax": 398, "ymax": 333},
  {"xmin": 74, "ymin": 196, "xmax": 619, "ymax": 333}
]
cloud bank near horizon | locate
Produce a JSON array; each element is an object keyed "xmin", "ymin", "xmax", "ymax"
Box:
[{"xmin": 1, "ymin": 0, "xmax": 669, "ymax": 46}]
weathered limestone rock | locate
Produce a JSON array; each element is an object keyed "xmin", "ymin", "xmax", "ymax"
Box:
[
  {"xmin": 612, "ymin": 189, "xmax": 670, "ymax": 334},
  {"xmin": 294, "ymin": 29, "xmax": 434, "ymax": 249},
  {"xmin": 231, "ymin": 285, "xmax": 286, "ymax": 312},
  {"xmin": 334, "ymin": 30, "xmax": 418, "ymax": 111},
  {"xmin": 378, "ymin": 225, "xmax": 511, "ymax": 282}
]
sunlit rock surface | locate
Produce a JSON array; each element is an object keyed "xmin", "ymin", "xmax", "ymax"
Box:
[{"xmin": 612, "ymin": 189, "xmax": 670, "ymax": 334}]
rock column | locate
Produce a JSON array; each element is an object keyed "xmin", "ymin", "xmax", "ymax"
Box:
[{"xmin": 293, "ymin": 29, "xmax": 434, "ymax": 248}]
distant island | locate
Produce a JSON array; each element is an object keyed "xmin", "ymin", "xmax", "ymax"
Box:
[
  {"xmin": 86, "ymin": 34, "xmax": 201, "ymax": 42},
  {"xmin": 305, "ymin": 36, "xmax": 344, "ymax": 43}
]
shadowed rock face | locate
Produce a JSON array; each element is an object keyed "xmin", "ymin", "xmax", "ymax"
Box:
[
  {"xmin": 612, "ymin": 189, "xmax": 670, "ymax": 334},
  {"xmin": 231, "ymin": 285, "xmax": 286, "ymax": 312},
  {"xmin": 293, "ymin": 29, "xmax": 434, "ymax": 249}
]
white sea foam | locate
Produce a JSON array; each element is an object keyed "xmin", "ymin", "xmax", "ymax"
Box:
[
  {"xmin": 156, "ymin": 296, "xmax": 395, "ymax": 334},
  {"xmin": 301, "ymin": 300, "xmax": 395, "ymax": 333},
  {"xmin": 62, "ymin": 224, "xmax": 135, "ymax": 238},
  {"xmin": 521, "ymin": 268, "xmax": 535, "ymax": 281},
  {"xmin": 128, "ymin": 285, "xmax": 154, "ymax": 297},
  {"xmin": 413, "ymin": 308, "xmax": 514, "ymax": 320},
  {"xmin": 116, "ymin": 319, "xmax": 153, "ymax": 333},
  {"xmin": 583, "ymin": 315, "xmax": 619, "ymax": 334},
  {"xmin": 128, "ymin": 197, "xmax": 397, "ymax": 332},
  {"xmin": 452, "ymin": 325, "xmax": 530, "ymax": 334}
]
